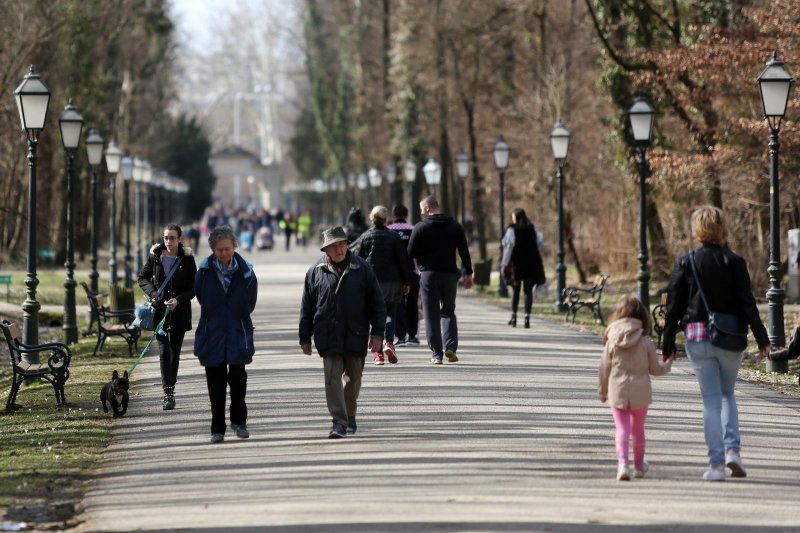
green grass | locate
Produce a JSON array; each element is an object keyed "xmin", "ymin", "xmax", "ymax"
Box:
[
  {"xmin": 0, "ymin": 268, "xmax": 143, "ymax": 306},
  {"xmin": 1, "ymin": 291, "xmax": 147, "ymax": 526}
]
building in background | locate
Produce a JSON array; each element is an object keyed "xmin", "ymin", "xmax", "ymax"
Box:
[{"xmin": 209, "ymin": 146, "xmax": 286, "ymax": 212}]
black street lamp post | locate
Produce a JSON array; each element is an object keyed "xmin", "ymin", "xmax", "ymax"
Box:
[
  {"xmin": 357, "ymin": 173, "xmax": 367, "ymax": 210},
  {"xmin": 757, "ymin": 51, "xmax": 795, "ymax": 373},
  {"xmin": 422, "ymin": 158, "xmax": 441, "ymax": 198},
  {"xmin": 347, "ymin": 173, "xmax": 356, "ymax": 208},
  {"xmin": 141, "ymin": 162, "xmax": 152, "ymax": 266},
  {"xmin": 104, "ymin": 142, "xmax": 121, "ymax": 285},
  {"xmin": 58, "ymin": 100, "xmax": 84, "ymax": 344},
  {"xmin": 13, "ymin": 65, "xmax": 51, "ymax": 349},
  {"xmin": 386, "ymin": 163, "xmax": 397, "ymax": 206},
  {"xmin": 85, "ymin": 128, "xmax": 104, "ymax": 294},
  {"xmin": 404, "ymin": 159, "xmax": 416, "ymax": 215},
  {"xmin": 368, "ymin": 167, "xmax": 382, "ymax": 207},
  {"xmin": 119, "ymin": 155, "xmax": 134, "ymax": 288},
  {"xmin": 550, "ymin": 121, "xmax": 571, "ymax": 310},
  {"xmin": 456, "ymin": 150, "xmax": 469, "ymax": 227},
  {"xmin": 132, "ymin": 158, "xmax": 144, "ymax": 272},
  {"xmin": 628, "ymin": 95, "xmax": 656, "ymax": 310},
  {"xmin": 493, "ymin": 136, "xmax": 510, "ymax": 298}
]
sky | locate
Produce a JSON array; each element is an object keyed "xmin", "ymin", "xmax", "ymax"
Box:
[{"xmin": 168, "ymin": 0, "xmax": 222, "ymax": 52}]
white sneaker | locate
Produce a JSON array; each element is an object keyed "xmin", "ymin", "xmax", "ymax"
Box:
[
  {"xmin": 633, "ymin": 461, "xmax": 649, "ymax": 478},
  {"xmin": 702, "ymin": 465, "xmax": 726, "ymax": 481},
  {"xmin": 725, "ymin": 451, "xmax": 747, "ymax": 478},
  {"xmin": 617, "ymin": 464, "xmax": 631, "ymax": 481}
]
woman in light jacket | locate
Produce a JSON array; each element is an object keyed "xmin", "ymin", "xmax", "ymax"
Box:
[
  {"xmin": 662, "ymin": 206, "xmax": 770, "ymax": 481},
  {"xmin": 194, "ymin": 225, "xmax": 258, "ymax": 444},
  {"xmin": 138, "ymin": 223, "xmax": 197, "ymax": 411}
]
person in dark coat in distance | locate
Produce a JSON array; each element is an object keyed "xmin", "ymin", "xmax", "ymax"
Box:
[
  {"xmin": 345, "ymin": 207, "xmax": 368, "ymax": 244},
  {"xmin": 299, "ymin": 226, "xmax": 386, "ymax": 438},
  {"xmin": 138, "ymin": 223, "xmax": 197, "ymax": 410},
  {"xmin": 194, "ymin": 225, "xmax": 258, "ymax": 444},
  {"xmin": 500, "ymin": 208, "xmax": 546, "ymax": 328},
  {"xmin": 407, "ymin": 196, "xmax": 473, "ymax": 365},
  {"xmin": 662, "ymin": 206, "xmax": 770, "ymax": 481},
  {"xmin": 351, "ymin": 205, "xmax": 411, "ymax": 365},
  {"xmin": 388, "ymin": 204, "xmax": 421, "ymax": 346}
]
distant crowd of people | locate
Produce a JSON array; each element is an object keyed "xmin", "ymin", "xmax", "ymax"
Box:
[{"xmin": 202, "ymin": 206, "xmax": 314, "ymax": 253}]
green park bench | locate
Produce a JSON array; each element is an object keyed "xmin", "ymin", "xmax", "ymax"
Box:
[
  {"xmin": 37, "ymin": 249, "xmax": 56, "ymax": 266},
  {"xmin": 0, "ymin": 274, "xmax": 10, "ymax": 302}
]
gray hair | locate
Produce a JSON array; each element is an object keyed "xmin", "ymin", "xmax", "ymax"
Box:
[
  {"xmin": 370, "ymin": 205, "xmax": 389, "ymax": 226},
  {"xmin": 208, "ymin": 225, "xmax": 237, "ymax": 250}
]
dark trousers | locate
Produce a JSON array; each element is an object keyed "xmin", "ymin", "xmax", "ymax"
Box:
[
  {"xmin": 384, "ymin": 300, "xmax": 398, "ymax": 343},
  {"xmin": 395, "ymin": 276, "xmax": 420, "ymax": 341},
  {"xmin": 157, "ymin": 329, "xmax": 186, "ymax": 388},
  {"xmin": 511, "ymin": 278, "xmax": 535, "ymax": 315},
  {"xmin": 204, "ymin": 363, "xmax": 247, "ymax": 435},
  {"xmin": 419, "ymin": 271, "xmax": 459, "ymax": 356}
]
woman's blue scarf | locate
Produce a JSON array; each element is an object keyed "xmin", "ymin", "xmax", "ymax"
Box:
[{"xmin": 212, "ymin": 255, "xmax": 239, "ymax": 292}]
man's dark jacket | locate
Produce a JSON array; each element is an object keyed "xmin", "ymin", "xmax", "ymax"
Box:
[
  {"xmin": 662, "ymin": 243, "xmax": 769, "ymax": 356},
  {"xmin": 299, "ymin": 252, "xmax": 387, "ymax": 357},
  {"xmin": 138, "ymin": 242, "xmax": 197, "ymax": 331},
  {"xmin": 193, "ymin": 252, "xmax": 258, "ymax": 366},
  {"xmin": 407, "ymin": 214, "xmax": 473, "ymax": 274},
  {"xmin": 350, "ymin": 226, "xmax": 412, "ymax": 285}
]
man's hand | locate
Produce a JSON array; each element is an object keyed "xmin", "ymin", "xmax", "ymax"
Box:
[
  {"xmin": 369, "ymin": 336, "xmax": 382, "ymax": 353},
  {"xmin": 165, "ymin": 298, "xmax": 178, "ymax": 311},
  {"xmin": 599, "ymin": 394, "xmax": 607, "ymax": 403},
  {"xmin": 300, "ymin": 342, "xmax": 312, "ymax": 356},
  {"xmin": 758, "ymin": 345, "xmax": 772, "ymax": 360},
  {"xmin": 463, "ymin": 273, "xmax": 474, "ymax": 289},
  {"xmin": 403, "ymin": 284, "xmax": 410, "ymax": 295}
]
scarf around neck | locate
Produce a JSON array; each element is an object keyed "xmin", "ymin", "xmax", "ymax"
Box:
[{"xmin": 213, "ymin": 255, "xmax": 239, "ymax": 292}]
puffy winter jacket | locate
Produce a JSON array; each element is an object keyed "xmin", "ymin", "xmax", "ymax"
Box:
[
  {"xmin": 137, "ymin": 243, "xmax": 197, "ymax": 331},
  {"xmin": 299, "ymin": 252, "xmax": 386, "ymax": 357},
  {"xmin": 350, "ymin": 226, "xmax": 411, "ymax": 285},
  {"xmin": 193, "ymin": 252, "xmax": 258, "ymax": 366}
]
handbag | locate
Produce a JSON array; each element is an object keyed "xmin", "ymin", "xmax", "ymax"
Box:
[
  {"xmin": 688, "ymin": 251, "xmax": 749, "ymax": 351},
  {"xmin": 133, "ymin": 257, "xmax": 183, "ymax": 330}
]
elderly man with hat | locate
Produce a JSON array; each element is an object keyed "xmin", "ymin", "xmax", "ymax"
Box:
[{"xmin": 299, "ymin": 226, "xmax": 386, "ymax": 438}]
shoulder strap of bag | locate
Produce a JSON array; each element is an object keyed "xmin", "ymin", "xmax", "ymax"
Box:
[
  {"xmin": 688, "ymin": 251, "xmax": 714, "ymax": 315},
  {"xmin": 154, "ymin": 257, "xmax": 183, "ymax": 300}
]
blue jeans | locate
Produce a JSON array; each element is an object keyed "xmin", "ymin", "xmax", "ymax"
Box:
[{"xmin": 685, "ymin": 340, "xmax": 742, "ymax": 466}]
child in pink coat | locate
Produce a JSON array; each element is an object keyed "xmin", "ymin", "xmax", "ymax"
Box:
[{"xmin": 599, "ymin": 296, "xmax": 674, "ymax": 480}]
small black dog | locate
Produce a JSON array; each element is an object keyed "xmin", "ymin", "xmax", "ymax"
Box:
[{"xmin": 100, "ymin": 370, "xmax": 129, "ymax": 418}]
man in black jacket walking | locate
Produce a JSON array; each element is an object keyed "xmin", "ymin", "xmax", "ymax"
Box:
[
  {"xmin": 408, "ymin": 196, "xmax": 473, "ymax": 364},
  {"xmin": 299, "ymin": 226, "xmax": 386, "ymax": 438}
]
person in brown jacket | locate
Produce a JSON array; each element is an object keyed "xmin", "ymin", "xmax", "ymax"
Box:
[{"xmin": 599, "ymin": 296, "xmax": 674, "ymax": 481}]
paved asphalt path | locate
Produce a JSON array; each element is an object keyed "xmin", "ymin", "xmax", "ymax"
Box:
[{"xmin": 77, "ymin": 246, "xmax": 800, "ymax": 532}]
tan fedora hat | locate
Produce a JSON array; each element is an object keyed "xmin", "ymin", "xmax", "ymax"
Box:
[{"xmin": 320, "ymin": 226, "xmax": 348, "ymax": 251}]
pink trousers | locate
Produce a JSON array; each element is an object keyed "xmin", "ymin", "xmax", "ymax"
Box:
[{"xmin": 611, "ymin": 405, "xmax": 649, "ymax": 467}]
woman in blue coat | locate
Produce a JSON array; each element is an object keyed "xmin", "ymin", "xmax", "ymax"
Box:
[{"xmin": 194, "ymin": 225, "xmax": 258, "ymax": 443}]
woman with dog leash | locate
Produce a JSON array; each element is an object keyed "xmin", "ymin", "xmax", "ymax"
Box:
[{"xmin": 138, "ymin": 223, "xmax": 198, "ymax": 411}]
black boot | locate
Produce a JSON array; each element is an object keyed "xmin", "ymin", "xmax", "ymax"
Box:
[
  {"xmin": 508, "ymin": 314, "xmax": 517, "ymax": 327},
  {"xmin": 524, "ymin": 315, "xmax": 530, "ymax": 328},
  {"xmin": 163, "ymin": 386, "xmax": 175, "ymax": 411}
]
